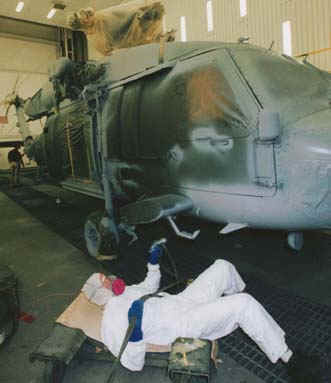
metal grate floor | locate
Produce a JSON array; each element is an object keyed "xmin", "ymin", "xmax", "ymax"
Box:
[{"xmin": 221, "ymin": 275, "xmax": 331, "ymax": 383}]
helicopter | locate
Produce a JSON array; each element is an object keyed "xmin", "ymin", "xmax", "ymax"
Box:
[{"xmin": 3, "ymin": 41, "xmax": 331, "ymax": 255}]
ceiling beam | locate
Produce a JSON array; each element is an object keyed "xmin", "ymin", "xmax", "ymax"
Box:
[{"xmin": 0, "ymin": 15, "xmax": 59, "ymax": 43}]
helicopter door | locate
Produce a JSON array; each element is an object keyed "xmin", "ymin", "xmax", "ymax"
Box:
[{"xmin": 166, "ymin": 48, "xmax": 276, "ymax": 197}]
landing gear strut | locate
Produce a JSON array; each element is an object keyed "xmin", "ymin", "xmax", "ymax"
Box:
[{"xmin": 84, "ymin": 211, "xmax": 118, "ymax": 261}]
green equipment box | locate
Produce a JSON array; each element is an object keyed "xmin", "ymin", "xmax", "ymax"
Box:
[{"xmin": 168, "ymin": 337, "xmax": 212, "ymax": 383}]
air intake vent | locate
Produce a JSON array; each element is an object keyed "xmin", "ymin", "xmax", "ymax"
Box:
[{"xmin": 53, "ymin": 2, "xmax": 66, "ymax": 10}]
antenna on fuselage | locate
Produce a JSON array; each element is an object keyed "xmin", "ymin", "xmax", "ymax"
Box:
[
  {"xmin": 238, "ymin": 36, "xmax": 250, "ymax": 44},
  {"xmin": 268, "ymin": 40, "xmax": 275, "ymax": 51}
]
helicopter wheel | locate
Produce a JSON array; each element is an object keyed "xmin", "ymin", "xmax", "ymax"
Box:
[
  {"xmin": 84, "ymin": 211, "xmax": 119, "ymax": 260},
  {"xmin": 287, "ymin": 231, "xmax": 304, "ymax": 252},
  {"xmin": 84, "ymin": 211, "xmax": 103, "ymax": 259},
  {"xmin": 0, "ymin": 317, "xmax": 14, "ymax": 347}
]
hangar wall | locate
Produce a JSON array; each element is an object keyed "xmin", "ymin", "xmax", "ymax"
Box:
[
  {"xmin": 162, "ymin": 0, "xmax": 331, "ymax": 71},
  {"xmin": 87, "ymin": 0, "xmax": 331, "ymax": 72},
  {"xmin": 0, "ymin": 35, "xmax": 57, "ymax": 168}
]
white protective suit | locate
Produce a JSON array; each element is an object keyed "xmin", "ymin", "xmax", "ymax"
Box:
[{"xmin": 100, "ymin": 259, "xmax": 289, "ymax": 371}]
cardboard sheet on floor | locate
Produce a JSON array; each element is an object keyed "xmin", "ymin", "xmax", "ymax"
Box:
[
  {"xmin": 56, "ymin": 292, "xmax": 103, "ymax": 342},
  {"xmin": 56, "ymin": 291, "xmax": 171, "ymax": 353}
]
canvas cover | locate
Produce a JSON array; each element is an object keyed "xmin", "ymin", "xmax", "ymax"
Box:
[{"xmin": 67, "ymin": 2, "xmax": 175, "ymax": 56}]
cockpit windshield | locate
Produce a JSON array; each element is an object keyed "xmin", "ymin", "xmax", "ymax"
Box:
[{"xmin": 229, "ymin": 47, "xmax": 327, "ymax": 110}]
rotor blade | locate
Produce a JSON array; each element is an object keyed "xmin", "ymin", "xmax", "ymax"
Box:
[
  {"xmin": 17, "ymin": 73, "xmax": 28, "ymax": 92},
  {"xmin": 13, "ymin": 74, "xmax": 20, "ymax": 93},
  {"xmin": 5, "ymin": 104, "xmax": 13, "ymax": 117}
]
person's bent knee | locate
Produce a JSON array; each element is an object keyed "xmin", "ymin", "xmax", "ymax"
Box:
[
  {"xmin": 214, "ymin": 259, "xmax": 233, "ymax": 269},
  {"xmin": 233, "ymin": 292, "xmax": 256, "ymax": 306},
  {"xmin": 219, "ymin": 293, "xmax": 256, "ymax": 322}
]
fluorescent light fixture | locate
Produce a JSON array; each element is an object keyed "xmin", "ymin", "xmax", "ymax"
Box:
[
  {"xmin": 16, "ymin": 1, "xmax": 24, "ymax": 12},
  {"xmin": 47, "ymin": 8, "xmax": 57, "ymax": 19},
  {"xmin": 282, "ymin": 20, "xmax": 292, "ymax": 56},
  {"xmin": 180, "ymin": 16, "xmax": 187, "ymax": 42},
  {"xmin": 240, "ymin": 0, "xmax": 247, "ymax": 17},
  {"xmin": 206, "ymin": 0, "xmax": 214, "ymax": 32}
]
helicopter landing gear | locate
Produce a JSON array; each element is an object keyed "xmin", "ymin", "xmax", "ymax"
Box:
[
  {"xmin": 84, "ymin": 211, "xmax": 118, "ymax": 261},
  {"xmin": 287, "ymin": 231, "xmax": 304, "ymax": 251},
  {"xmin": 167, "ymin": 216, "xmax": 200, "ymax": 240},
  {"xmin": 84, "ymin": 211, "xmax": 102, "ymax": 259}
]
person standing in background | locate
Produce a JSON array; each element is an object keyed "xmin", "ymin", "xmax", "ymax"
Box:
[{"xmin": 8, "ymin": 143, "xmax": 24, "ymax": 187}]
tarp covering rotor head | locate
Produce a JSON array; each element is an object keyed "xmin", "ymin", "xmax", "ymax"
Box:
[
  {"xmin": 24, "ymin": 59, "xmax": 105, "ymax": 120},
  {"xmin": 67, "ymin": 2, "xmax": 175, "ymax": 56}
]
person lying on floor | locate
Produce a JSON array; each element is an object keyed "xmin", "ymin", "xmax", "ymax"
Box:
[
  {"xmin": 100, "ymin": 243, "xmax": 293, "ymax": 371},
  {"xmin": 57, "ymin": 242, "xmax": 322, "ymax": 382}
]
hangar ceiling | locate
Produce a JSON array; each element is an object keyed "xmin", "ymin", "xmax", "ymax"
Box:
[{"xmin": 0, "ymin": 0, "xmax": 143, "ymax": 27}]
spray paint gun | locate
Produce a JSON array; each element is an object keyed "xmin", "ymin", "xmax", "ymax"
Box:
[{"xmin": 148, "ymin": 238, "xmax": 167, "ymax": 265}]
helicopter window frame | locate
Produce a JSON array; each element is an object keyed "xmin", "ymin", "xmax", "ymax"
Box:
[
  {"xmin": 222, "ymin": 48, "xmax": 261, "ymax": 127},
  {"xmin": 118, "ymin": 49, "xmax": 260, "ymax": 160},
  {"xmin": 119, "ymin": 81, "xmax": 142, "ymax": 159},
  {"xmin": 229, "ymin": 47, "xmax": 328, "ymax": 112},
  {"xmin": 175, "ymin": 48, "xmax": 260, "ymax": 143}
]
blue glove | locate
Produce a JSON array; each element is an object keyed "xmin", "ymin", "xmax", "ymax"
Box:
[
  {"xmin": 128, "ymin": 299, "xmax": 144, "ymax": 342},
  {"xmin": 148, "ymin": 243, "xmax": 164, "ymax": 265}
]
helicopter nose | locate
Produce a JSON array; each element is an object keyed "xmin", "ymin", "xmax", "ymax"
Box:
[
  {"xmin": 290, "ymin": 109, "xmax": 331, "ymax": 161},
  {"xmin": 288, "ymin": 108, "xmax": 331, "ymax": 227}
]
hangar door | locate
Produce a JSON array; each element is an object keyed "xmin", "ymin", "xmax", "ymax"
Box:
[{"xmin": 0, "ymin": 35, "xmax": 57, "ymax": 168}]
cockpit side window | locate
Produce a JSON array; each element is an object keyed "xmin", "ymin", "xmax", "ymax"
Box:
[
  {"xmin": 120, "ymin": 49, "xmax": 259, "ymax": 160},
  {"xmin": 167, "ymin": 48, "xmax": 259, "ymax": 144},
  {"xmin": 183, "ymin": 64, "xmax": 249, "ymax": 140}
]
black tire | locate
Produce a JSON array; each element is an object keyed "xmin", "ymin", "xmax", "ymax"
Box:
[
  {"xmin": 84, "ymin": 211, "xmax": 103, "ymax": 258},
  {"xmin": 287, "ymin": 231, "xmax": 304, "ymax": 252},
  {"xmin": 0, "ymin": 317, "xmax": 14, "ymax": 346},
  {"xmin": 0, "ymin": 266, "xmax": 19, "ymax": 347}
]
